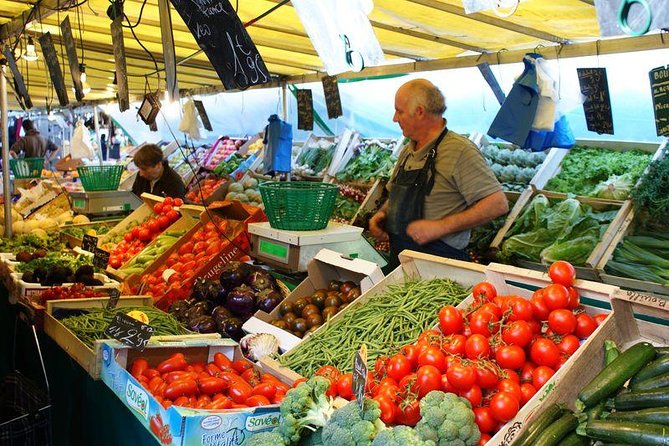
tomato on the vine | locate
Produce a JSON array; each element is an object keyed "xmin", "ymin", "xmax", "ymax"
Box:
[
  {"xmin": 386, "ymin": 354, "xmax": 412, "ymax": 382},
  {"xmin": 400, "ymin": 344, "xmax": 420, "ymax": 369},
  {"xmin": 469, "ymin": 311, "xmax": 499, "ymax": 337},
  {"xmin": 495, "ymin": 345, "xmax": 526, "ymax": 370},
  {"xmin": 530, "ymin": 338, "xmax": 560, "ymax": 368},
  {"xmin": 472, "ymin": 282, "xmax": 497, "ymax": 303},
  {"xmin": 465, "ymin": 334, "xmax": 490, "ymax": 360},
  {"xmin": 558, "ymin": 334, "xmax": 580, "ymax": 356},
  {"xmin": 438, "ymin": 305, "xmax": 464, "ymax": 335},
  {"xmin": 532, "ymin": 365, "xmax": 555, "ymax": 389},
  {"xmin": 519, "ymin": 362, "xmax": 536, "ymax": 383},
  {"xmin": 548, "ymin": 260, "xmax": 576, "ymax": 287},
  {"xmin": 442, "ymin": 334, "xmax": 467, "ymax": 356},
  {"xmin": 418, "ymin": 346, "xmax": 447, "ymax": 372},
  {"xmin": 474, "ymin": 406, "xmax": 497, "ymax": 433},
  {"xmin": 575, "ymin": 313, "xmax": 598, "ymax": 339},
  {"xmin": 336, "ymin": 373, "xmax": 354, "ymax": 400},
  {"xmin": 530, "ymin": 291, "xmax": 550, "ymax": 321},
  {"xmin": 543, "ymin": 284, "xmax": 570, "ymax": 311},
  {"xmin": 497, "ymin": 378, "xmax": 522, "ymax": 403},
  {"xmin": 567, "ymin": 287, "xmax": 580, "ymax": 309},
  {"xmin": 475, "ymin": 362, "xmax": 499, "ymax": 389},
  {"xmin": 489, "ymin": 391, "xmax": 520, "ymax": 422},
  {"xmin": 459, "ymin": 384, "xmax": 483, "ymax": 407},
  {"xmin": 548, "ymin": 309, "xmax": 577, "ymax": 335},
  {"xmin": 416, "ymin": 365, "xmax": 442, "ymax": 398},
  {"xmin": 593, "ymin": 313, "xmax": 608, "ymax": 326},
  {"xmin": 373, "ymin": 395, "xmax": 398, "ymax": 425},
  {"xmin": 508, "ymin": 297, "xmax": 534, "ymax": 322},
  {"xmin": 520, "ymin": 383, "xmax": 537, "ymax": 405},
  {"xmin": 502, "ymin": 320, "xmax": 533, "ymax": 347},
  {"xmin": 446, "ymin": 362, "xmax": 477, "ymax": 392}
]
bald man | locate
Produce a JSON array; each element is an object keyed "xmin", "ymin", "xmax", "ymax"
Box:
[{"xmin": 369, "ymin": 79, "xmax": 508, "ymax": 268}]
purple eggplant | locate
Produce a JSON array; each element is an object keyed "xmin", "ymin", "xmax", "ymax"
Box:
[
  {"xmin": 219, "ymin": 317, "xmax": 244, "ymax": 340},
  {"xmin": 256, "ymin": 288, "xmax": 284, "ymax": 313},
  {"xmin": 211, "ymin": 305, "xmax": 233, "ymax": 325},
  {"xmin": 219, "ymin": 261, "xmax": 252, "ymax": 289},
  {"xmin": 226, "ymin": 285, "xmax": 257, "ymax": 317},
  {"xmin": 190, "ymin": 315, "xmax": 217, "ymax": 333},
  {"xmin": 246, "ymin": 270, "xmax": 276, "ymax": 292},
  {"xmin": 192, "ymin": 278, "xmax": 221, "ymax": 302}
]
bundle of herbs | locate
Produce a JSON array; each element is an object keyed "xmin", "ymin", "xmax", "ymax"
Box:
[
  {"xmin": 499, "ymin": 194, "xmax": 618, "ymax": 266},
  {"xmin": 605, "ymin": 232, "xmax": 669, "ymax": 285},
  {"xmin": 545, "ymin": 146, "xmax": 651, "ymax": 199},
  {"xmin": 631, "ymin": 154, "xmax": 669, "ymax": 224}
]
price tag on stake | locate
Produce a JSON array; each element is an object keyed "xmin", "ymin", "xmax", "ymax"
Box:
[
  {"xmin": 104, "ymin": 313, "xmax": 155, "ymax": 351},
  {"xmin": 353, "ymin": 344, "xmax": 368, "ymax": 411},
  {"xmin": 106, "ymin": 289, "xmax": 121, "ymax": 310},
  {"xmin": 81, "ymin": 234, "xmax": 98, "ymax": 253},
  {"xmin": 93, "ymin": 247, "xmax": 110, "ymax": 269}
]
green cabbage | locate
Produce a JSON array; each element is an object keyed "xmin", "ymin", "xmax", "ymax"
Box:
[{"xmin": 593, "ymin": 174, "xmax": 634, "ymax": 200}]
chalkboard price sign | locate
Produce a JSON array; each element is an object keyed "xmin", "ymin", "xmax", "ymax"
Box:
[
  {"xmin": 104, "ymin": 313, "xmax": 155, "ymax": 351},
  {"xmin": 81, "ymin": 234, "xmax": 98, "ymax": 253},
  {"xmin": 93, "ymin": 247, "xmax": 111, "ymax": 269},
  {"xmin": 322, "ymin": 76, "xmax": 343, "ymax": 119},
  {"xmin": 3, "ymin": 48, "xmax": 32, "ymax": 109},
  {"xmin": 194, "ymin": 100, "xmax": 213, "ymax": 131},
  {"xmin": 38, "ymin": 32, "xmax": 69, "ymax": 106},
  {"xmin": 577, "ymin": 68, "xmax": 614, "ymax": 135},
  {"xmin": 650, "ymin": 65, "xmax": 669, "ymax": 137},
  {"xmin": 168, "ymin": 0, "xmax": 270, "ymax": 90},
  {"xmin": 297, "ymin": 89, "xmax": 314, "ymax": 131},
  {"xmin": 106, "ymin": 289, "xmax": 121, "ymax": 310},
  {"xmin": 353, "ymin": 345, "xmax": 368, "ymax": 411}
]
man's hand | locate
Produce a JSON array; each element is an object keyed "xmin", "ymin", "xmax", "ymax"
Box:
[
  {"xmin": 369, "ymin": 211, "xmax": 389, "ymax": 242},
  {"xmin": 406, "ymin": 219, "xmax": 447, "ymax": 245}
]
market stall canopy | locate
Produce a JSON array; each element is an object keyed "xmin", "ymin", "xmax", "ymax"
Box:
[{"xmin": 0, "ymin": 0, "xmax": 667, "ymax": 109}]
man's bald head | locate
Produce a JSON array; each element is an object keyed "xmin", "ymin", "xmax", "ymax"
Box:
[{"xmin": 397, "ymin": 79, "xmax": 447, "ymax": 117}]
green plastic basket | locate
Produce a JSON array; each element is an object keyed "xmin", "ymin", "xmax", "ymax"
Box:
[
  {"xmin": 77, "ymin": 165, "xmax": 124, "ymax": 191},
  {"xmin": 259, "ymin": 181, "xmax": 338, "ymax": 231},
  {"xmin": 9, "ymin": 158, "xmax": 44, "ymax": 179}
]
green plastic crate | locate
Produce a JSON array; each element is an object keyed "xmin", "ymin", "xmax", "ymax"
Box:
[
  {"xmin": 259, "ymin": 181, "xmax": 338, "ymax": 231},
  {"xmin": 9, "ymin": 158, "xmax": 44, "ymax": 179},
  {"xmin": 77, "ymin": 165, "xmax": 124, "ymax": 191}
]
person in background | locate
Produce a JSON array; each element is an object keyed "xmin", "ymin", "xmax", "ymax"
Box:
[
  {"xmin": 9, "ymin": 119, "xmax": 59, "ymax": 162},
  {"xmin": 369, "ymin": 79, "xmax": 508, "ymax": 269},
  {"xmin": 100, "ymin": 134, "xmax": 108, "ymax": 161},
  {"xmin": 131, "ymin": 144, "xmax": 186, "ymax": 199}
]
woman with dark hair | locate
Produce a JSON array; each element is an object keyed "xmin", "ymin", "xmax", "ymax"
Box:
[{"xmin": 131, "ymin": 144, "xmax": 186, "ymax": 199}]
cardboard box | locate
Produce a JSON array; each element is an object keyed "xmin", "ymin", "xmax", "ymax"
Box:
[
  {"xmin": 100, "ymin": 338, "xmax": 281, "ymax": 446},
  {"xmin": 243, "ymin": 248, "xmax": 385, "ymax": 352},
  {"xmin": 490, "ymin": 190, "xmax": 632, "ymax": 281},
  {"xmin": 489, "ymin": 288, "xmax": 668, "ymax": 446}
]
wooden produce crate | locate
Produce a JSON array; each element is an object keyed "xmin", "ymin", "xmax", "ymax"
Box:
[
  {"xmin": 596, "ymin": 206, "xmax": 669, "ymax": 298},
  {"xmin": 531, "ymin": 139, "xmax": 667, "ymax": 196},
  {"xmin": 292, "ymin": 133, "xmax": 350, "ymax": 180},
  {"xmin": 9, "ymin": 272, "xmax": 120, "ymax": 305},
  {"xmin": 493, "ymin": 288, "xmax": 669, "ymax": 446},
  {"xmin": 100, "ymin": 338, "xmax": 281, "ymax": 445},
  {"xmin": 326, "ymin": 134, "xmax": 399, "ymax": 185},
  {"xmin": 60, "ymin": 218, "xmax": 124, "ymax": 249},
  {"xmin": 491, "ymin": 190, "xmax": 632, "ymax": 280},
  {"xmin": 260, "ymin": 250, "xmax": 487, "ymax": 381},
  {"xmin": 44, "ymin": 296, "xmax": 152, "ymax": 378}
]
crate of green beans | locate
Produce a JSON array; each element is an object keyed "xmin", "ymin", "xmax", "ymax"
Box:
[{"xmin": 44, "ymin": 297, "xmax": 193, "ymax": 380}]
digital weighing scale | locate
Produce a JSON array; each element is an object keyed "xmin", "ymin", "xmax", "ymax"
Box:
[
  {"xmin": 69, "ymin": 190, "xmax": 143, "ymax": 217},
  {"xmin": 248, "ymin": 221, "xmax": 387, "ymax": 273}
]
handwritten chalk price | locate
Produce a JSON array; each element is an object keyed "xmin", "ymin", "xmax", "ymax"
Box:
[
  {"xmin": 104, "ymin": 313, "xmax": 155, "ymax": 351},
  {"xmin": 353, "ymin": 345, "xmax": 368, "ymax": 411}
]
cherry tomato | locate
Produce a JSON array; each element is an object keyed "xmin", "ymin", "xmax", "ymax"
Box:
[
  {"xmin": 399, "ymin": 373, "xmax": 418, "ymax": 395},
  {"xmin": 558, "ymin": 334, "xmax": 580, "ymax": 356},
  {"xmin": 386, "ymin": 354, "xmax": 412, "ymax": 382},
  {"xmin": 548, "ymin": 260, "xmax": 576, "ymax": 287},
  {"xmin": 446, "ymin": 363, "xmax": 477, "ymax": 392},
  {"xmin": 438, "ymin": 305, "xmax": 464, "ymax": 335},
  {"xmin": 373, "ymin": 395, "xmax": 398, "ymax": 425},
  {"xmin": 173, "ymin": 198, "xmax": 184, "ymax": 207},
  {"xmin": 532, "ymin": 365, "xmax": 555, "ymax": 389},
  {"xmin": 575, "ymin": 313, "xmax": 598, "ymax": 339},
  {"xmin": 495, "ymin": 345, "xmax": 526, "ymax": 370},
  {"xmin": 415, "ymin": 365, "xmax": 442, "ymax": 398},
  {"xmin": 459, "ymin": 384, "xmax": 482, "ymax": 407},
  {"xmin": 543, "ymin": 284, "xmax": 570, "ymax": 310},
  {"xmin": 336, "ymin": 373, "xmax": 354, "ymax": 400},
  {"xmin": 530, "ymin": 338, "xmax": 560, "ymax": 368},
  {"xmin": 418, "ymin": 346, "xmax": 447, "ymax": 372},
  {"xmin": 440, "ymin": 373, "xmax": 457, "ymax": 393},
  {"xmin": 474, "ymin": 406, "xmax": 497, "ymax": 433},
  {"xmin": 520, "ymin": 382, "xmax": 537, "ymax": 405},
  {"xmin": 465, "ymin": 334, "xmax": 490, "ymax": 360},
  {"xmin": 490, "ymin": 391, "xmax": 519, "ymax": 422},
  {"xmin": 497, "ymin": 378, "xmax": 522, "ymax": 403},
  {"xmin": 472, "ymin": 282, "xmax": 497, "ymax": 303},
  {"xmin": 475, "ymin": 362, "xmax": 499, "ymax": 389},
  {"xmin": 548, "ymin": 309, "xmax": 577, "ymax": 335}
]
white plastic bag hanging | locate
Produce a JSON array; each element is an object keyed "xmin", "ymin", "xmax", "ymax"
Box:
[
  {"xmin": 179, "ymin": 99, "xmax": 202, "ymax": 140},
  {"xmin": 70, "ymin": 119, "xmax": 95, "ymax": 160},
  {"xmin": 531, "ymin": 57, "xmax": 558, "ymax": 132}
]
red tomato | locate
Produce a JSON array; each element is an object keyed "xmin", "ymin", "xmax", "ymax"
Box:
[
  {"xmin": 567, "ymin": 287, "xmax": 580, "ymax": 309},
  {"xmin": 508, "ymin": 297, "xmax": 534, "ymax": 322},
  {"xmin": 548, "ymin": 309, "xmax": 577, "ymax": 335},
  {"xmin": 548, "ymin": 260, "xmax": 576, "ymax": 287},
  {"xmin": 418, "ymin": 346, "xmax": 446, "ymax": 372},
  {"xmin": 497, "ymin": 378, "xmax": 522, "ymax": 403},
  {"xmin": 594, "ymin": 313, "xmax": 608, "ymax": 326},
  {"xmin": 376, "ymin": 383, "xmax": 401, "ymax": 403},
  {"xmin": 490, "ymin": 391, "xmax": 520, "ymax": 422},
  {"xmin": 502, "ymin": 368, "xmax": 521, "ymax": 383},
  {"xmin": 531, "ymin": 292, "xmax": 550, "ymax": 321},
  {"xmin": 475, "ymin": 362, "xmax": 499, "ymax": 389},
  {"xmin": 374, "ymin": 395, "xmax": 398, "ymax": 425},
  {"xmin": 416, "ymin": 365, "xmax": 442, "ymax": 398},
  {"xmin": 138, "ymin": 228, "xmax": 151, "ymax": 242},
  {"xmin": 245, "ymin": 394, "xmax": 271, "ymax": 407},
  {"xmin": 123, "ymin": 232, "xmax": 134, "ymax": 243},
  {"xmin": 446, "ymin": 363, "xmax": 477, "ymax": 392},
  {"xmin": 400, "ymin": 344, "xmax": 420, "ymax": 369},
  {"xmin": 440, "ymin": 373, "xmax": 456, "ymax": 393},
  {"xmin": 575, "ymin": 313, "xmax": 598, "ymax": 339},
  {"xmin": 386, "ymin": 354, "xmax": 412, "ymax": 382},
  {"xmin": 495, "ymin": 345, "xmax": 526, "ymax": 370},
  {"xmin": 148, "ymin": 219, "xmax": 161, "ymax": 234},
  {"xmin": 442, "ymin": 334, "xmax": 467, "ymax": 356},
  {"xmin": 109, "ymin": 256, "xmax": 122, "ymax": 269},
  {"xmin": 205, "ymin": 241, "xmax": 222, "ymax": 257},
  {"xmin": 396, "ymin": 398, "xmax": 421, "ymax": 427},
  {"xmin": 251, "ymin": 382, "xmax": 277, "ymax": 400},
  {"xmin": 528, "ymin": 319, "xmax": 542, "ymax": 335},
  {"xmin": 558, "ymin": 334, "xmax": 580, "ymax": 356},
  {"xmin": 167, "ymin": 210, "xmax": 180, "ymax": 222},
  {"xmin": 153, "ymin": 202, "xmax": 164, "ymax": 214},
  {"xmin": 478, "ymin": 302, "xmax": 503, "ymax": 320},
  {"xmin": 474, "ymin": 406, "xmax": 497, "ymax": 433},
  {"xmin": 164, "ymin": 379, "xmax": 198, "ymax": 400},
  {"xmin": 543, "ymin": 284, "xmax": 570, "ymax": 310},
  {"xmin": 472, "ymin": 281, "xmax": 497, "ymax": 303},
  {"xmin": 477, "ymin": 434, "xmax": 492, "ymax": 446},
  {"xmin": 469, "ymin": 311, "xmax": 499, "ymax": 337},
  {"xmin": 532, "ymin": 365, "xmax": 555, "ymax": 389},
  {"xmin": 502, "ymin": 320, "xmax": 533, "ymax": 347},
  {"xmin": 336, "ymin": 373, "xmax": 354, "ymax": 400},
  {"xmin": 520, "ymin": 383, "xmax": 537, "ymax": 405},
  {"xmin": 530, "ymin": 338, "xmax": 560, "ymax": 368},
  {"xmin": 459, "ymin": 384, "xmax": 483, "ymax": 407},
  {"xmin": 163, "ymin": 197, "xmax": 174, "ymax": 206},
  {"xmin": 173, "ymin": 198, "xmax": 184, "ymax": 207},
  {"xmin": 465, "ymin": 334, "xmax": 490, "ymax": 360},
  {"xmin": 438, "ymin": 305, "xmax": 464, "ymax": 335},
  {"xmin": 398, "ymin": 373, "xmax": 418, "ymax": 395},
  {"xmin": 520, "ymin": 362, "xmax": 536, "ymax": 383},
  {"xmin": 374, "ymin": 356, "xmax": 389, "ymax": 378}
]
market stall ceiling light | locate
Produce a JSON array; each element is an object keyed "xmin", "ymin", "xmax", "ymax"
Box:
[{"xmin": 22, "ymin": 36, "xmax": 37, "ymax": 61}]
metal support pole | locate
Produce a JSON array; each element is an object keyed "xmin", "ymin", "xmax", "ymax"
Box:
[
  {"xmin": 93, "ymin": 105, "xmax": 103, "ymax": 162},
  {"xmin": 1, "ymin": 63, "xmax": 12, "ymax": 238},
  {"xmin": 281, "ymin": 81, "xmax": 287, "ymax": 122}
]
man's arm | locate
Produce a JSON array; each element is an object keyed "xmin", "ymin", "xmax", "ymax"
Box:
[
  {"xmin": 406, "ymin": 190, "xmax": 508, "ymax": 245},
  {"xmin": 368, "ymin": 200, "xmax": 390, "ymax": 241}
]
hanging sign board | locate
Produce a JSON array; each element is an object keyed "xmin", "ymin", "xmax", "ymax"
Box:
[
  {"xmin": 650, "ymin": 65, "xmax": 669, "ymax": 137},
  {"xmin": 194, "ymin": 100, "xmax": 213, "ymax": 131},
  {"xmin": 3, "ymin": 48, "xmax": 32, "ymax": 109},
  {"xmin": 297, "ymin": 89, "xmax": 314, "ymax": 131},
  {"xmin": 577, "ymin": 68, "xmax": 614, "ymax": 135},
  {"xmin": 353, "ymin": 344, "xmax": 368, "ymax": 411},
  {"xmin": 322, "ymin": 75, "xmax": 343, "ymax": 119},
  {"xmin": 60, "ymin": 16, "xmax": 84, "ymax": 102},
  {"xmin": 168, "ymin": 0, "xmax": 270, "ymax": 90},
  {"xmin": 38, "ymin": 32, "xmax": 69, "ymax": 106},
  {"xmin": 594, "ymin": 0, "xmax": 669, "ymax": 36},
  {"xmin": 110, "ymin": 16, "xmax": 130, "ymax": 112}
]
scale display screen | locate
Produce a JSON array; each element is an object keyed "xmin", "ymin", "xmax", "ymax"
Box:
[
  {"xmin": 73, "ymin": 199, "xmax": 86, "ymax": 209},
  {"xmin": 259, "ymin": 238, "xmax": 289, "ymax": 263}
]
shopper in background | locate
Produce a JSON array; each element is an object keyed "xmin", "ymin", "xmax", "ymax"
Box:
[
  {"xmin": 131, "ymin": 144, "xmax": 186, "ymax": 199},
  {"xmin": 9, "ymin": 119, "xmax": 59, "ymax": 162},
  {"xmin": 369, "ymin": 79, "xmax": 508, "ymax": 269}
]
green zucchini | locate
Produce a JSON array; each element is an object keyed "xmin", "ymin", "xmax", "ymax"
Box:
[
  {"xmin": 655, "ymin": 347, "xmax": 669, "ymax": 356},
  {"xmin": 534, "ymin": 412, "xmax": 579, "ymax": 446},
  {"xmin": 585, "ymin": 420, "xmax": 669, "ymax": 445},
  {"xmin": 586, "ymin": 400, "xmax": 606, "ymax": 422},
  {"xmin": 633, "ymin": 371, "xmax": 669, "ymax": 391},
  {"xmin": 514, "ymin": 404, "xmax": 566, "ymax": 446},
  {"xmin": 607, "ymin": 408, "xmax": 669, "ymax": 425},
  {"xmin": 578, "ymin": 342, "xmax": 656, "ymax": 408},
  {"xmin": 614, "ymin": 387, "xmax": 669, "ymax": 410},
  {"xmin": 630, "ymin": 355, "xmax": 669, "ymax": 387},
  {"xmin": 557, "ymin": 431, "xmax": 591, "ymax": 446}
]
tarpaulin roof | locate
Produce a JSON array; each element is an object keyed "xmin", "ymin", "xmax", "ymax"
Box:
[{"xmin": 0, "ymin": 0, "xmax": 667, "ymax": 109}]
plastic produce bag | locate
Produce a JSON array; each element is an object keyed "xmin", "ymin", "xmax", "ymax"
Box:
[
  {"xmin": 70, "ymin": 120, "xmax": 94, "ymax": 160},
  {"xmin": 179, "ymin": 99, "xmax": 203, "ymax": 140}
]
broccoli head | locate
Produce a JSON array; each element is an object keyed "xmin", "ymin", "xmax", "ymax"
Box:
[
  {"xmin": 371, "ymin": 426, "xmax": 436, "ymax": 446},
  {"xmin": 247, "ymin": 431, "xmax": 288, "ymax": 446},
  {"xmin": 414, "ymin": 391, "xmax": 480, "ymax": 446},
  {"xmin": 321, "ymin": 399, "xmax": 385, "ymax": 446},
  {"xmin": 275, "ymin": 376, "xmax": 335, "ymax": 445}
]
